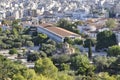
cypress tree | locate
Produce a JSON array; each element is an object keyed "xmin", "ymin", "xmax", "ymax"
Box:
[{"xmin": 88, "ymin": 41, "xmax": 92, "ymax": 59}]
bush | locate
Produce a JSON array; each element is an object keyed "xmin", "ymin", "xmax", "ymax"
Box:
[
  {"xmin": 9, "ymin": 48, "xmax": 18, "ymax": 55},
  {"xmin": 26, "ymin": 41, "xmax": 34, "ymax": 47},
  {"xmin": 60, "ymin": 63, "xmax": 70, "ymax": 71},
  {"xmin": 107, "ymin": 45, "xmax": 120, "ymax": 57},
  {"xmin": 27, "ymin": 53, "xmax": 39, "ymax": 62},
  {"xmin": 14, "ymin": 42, "xmax": 22, "ymax": 48},
  {"xmin": 74, "ymin": 39, "xmax": 83, "ymax": 45},
  {"xmin": 52, "ymin": 54, "xmax": 70, "ymax": 64},
  {"xmin": 84, "ymin": 39, "xmax": 96, "ymax": 48}
]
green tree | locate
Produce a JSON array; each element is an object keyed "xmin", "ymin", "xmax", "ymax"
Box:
[
  {"xmin": 109, "ymin": 56, "xmax": 120, "ymax": 74},
  {"xmin": 52, "ymin": 54, "xmax": 70, "ymax": 64},
  {"xmin": 39, "ymin": 51, "xmax": 47, "ymax": 58},
  {"xmin": 0, "ymin": 56, "xmax": 9, "ymax": 79},
  {"xmin": 116, "ymin": 75, "xmax": 120, "ymax": 80},
  {"xmin": 26, "ymin": 41, "xmax": 34, "ymax": 47},
  {"xmin": 40, "ymin": 43, "xmax": 56, "ymax": 56},
  {"xmin": 88, "ymin": 41, "xmax": 92, "ymax": 59},
  {"xmin": 5, "ymin": 29, "xmax": 11, "ymax": 35},
  {"xmin": 9, "ymin": 48, "xmax": 18, "ymax": 55},
  {"xmin": 107, "ymin": 45, "xmax": 120, "ymax": 57},
  {"xmin": 84, "ymin": 38, "xmax": 96, "ymax": 48},
  {"xmin": 12, "ymin": 20, "xmax": 23, "ymax": 33},
  {"xmin": 46, "ymin": 39, "xmax": 56, "ymax": 45},
  {"xmin": 106, "ymin": 19, "xmax": 117, "ymax": 29},
  {"xmin": 64, "ymin": 37, "xmax": 74, "ymax": 44},
  {"xmin": 38, "ymin": 33, "xmax": 47, "ymax": 43},
  {"xmin": 0, "ymin": 43, "xmax": 7, "ymax": 49},
  {"xmin": 0, "ymin": 27, "xmax": 2, "ymax": 33},
  {"xmin": 21, "ymin": 35, "xmax": 32, "ymax": 41},
  {"xmin": 57, "ymin": 19, "xmax": 80, "ymax": 34},
  {"xmin": 96, "ymin": 30, "xmax": 117, "ymax": 51},
  {"xmin": 74, "ymin": 21, "xmax": 84, "ymax": 26},
  {"xmin": 34, "ymin": 58, "xmax": 58, "ymax": 79},
  {"xmin": 74, "ymin": 39, "xmax": 83, "ymax": 45},
  {"xmin": 0, "ymin": 55, "xmax": 26, "ymax": 79},
  {"xmin": 12, "ymin": 20, "xmax": 20, "ymax": 27},
  {"xmin": 33, "ymin": 33, "xmax": 48, "ymax": 45},
  {"xmin": 70, "ymin": 55, "xmax": 95, "ymax": 75},
  {"xmin": 27, "ymin": 53, "xmax": 39, "ymax": 62},
  {"xmin": 57, "ymin": 72, "xmax": 74, "ymax": 80},
  {"xmin": 14, "ymin": 42, "xmax": 22, "ymax": 48},
  {"xmin": 13, "ymin": 74, "xmax": 26, "ymax": 80},
  {"xmin": 57, "ymin": 19, "xmax": 70, "ymax": 28},
  {"xmin": 12, "ymin": 28, "xmax": 18, "ymax": 37},
  {"xmin": 22, "ymin": 69, "xmax": 36, "ymax": 80},
  {"xmin": 98, "ymin": 72, "xmax": 116, "ymax": 80},
  {"xmin": 93, "ymin": 56, "xmax": 117, "ymax": 72},
  {"xmin": 60, "ymin": 63, "xmax": 70, "ymax": 71},
  {"xmin": 37, "ymin": 75, "xmax": 53, "ymax": 80}
]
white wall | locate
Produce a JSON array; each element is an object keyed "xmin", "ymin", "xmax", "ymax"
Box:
[
  {"xmin": 115, "ymin": 33, "xmax": 120, "ymax": 46},
  {"xmin": 37, "ymin": 27, "xmax": 64, "ymax": 42}
]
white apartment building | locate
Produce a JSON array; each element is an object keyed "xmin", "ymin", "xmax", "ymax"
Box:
[
  {"xmin": 72, "ymin": 9, "xmax": 89, "ymax": 20},
  {"xmin": 0, "ymin": 11, "xmax": 6, "ymax": 19},
  {"xmin": 114, "ymin": 2, "xmax": 120, "ymax": 17},
  {"xmin": 115, "ymin": 33, "xmax": 120, "ymax": 46}
]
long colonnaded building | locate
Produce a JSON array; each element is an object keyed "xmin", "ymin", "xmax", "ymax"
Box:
[{"xmin": 28, "ymin": 23, "xmax": 81, "ymax": 42}]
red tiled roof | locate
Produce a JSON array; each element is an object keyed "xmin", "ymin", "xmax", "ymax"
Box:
[{"xmin": 39, "ymin": 23, "xmax": 79, "ymax": 37}]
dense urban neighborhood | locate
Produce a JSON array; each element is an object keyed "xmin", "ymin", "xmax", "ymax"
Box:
[{"xmin": 0, "ymin": 0, "xmax": 120, "ymax": 80}]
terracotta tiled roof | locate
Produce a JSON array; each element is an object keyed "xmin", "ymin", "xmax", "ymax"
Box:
[{"xmin": 39, "ymin": 23, "xmax": 80, "ymax": 37}]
